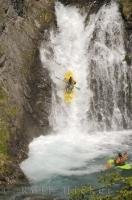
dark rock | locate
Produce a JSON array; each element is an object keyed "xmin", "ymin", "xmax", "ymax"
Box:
[
  {"xmin": 59, "ymin": 0, "xmax": 111, "ymax": 12},
  {"xmin": 0, "ymin": 55, "xmax": 6, "ymax": 67},
  {"xmin": 11, "ymin": 0, "xmax": 25, "ymax": 16}
]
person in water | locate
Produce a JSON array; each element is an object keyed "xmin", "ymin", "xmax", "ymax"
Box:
[
  {"xmin": 114, "ymin": 152, "xmax": 128, "ymax": 166},
  {"xmin": 105, "ymin": 152, "xmax": 128, "ymax": 169},
  {"xmin": 66, "ymin": 76, "xmax": 76, "ymax": 92}
]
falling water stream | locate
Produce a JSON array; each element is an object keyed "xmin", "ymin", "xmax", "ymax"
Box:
[{"xmin": 19, "ymin": 1, "xmax": 132, "ymax": 199}]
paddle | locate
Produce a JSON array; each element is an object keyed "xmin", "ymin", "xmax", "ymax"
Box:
[{"xmin": 55, "ymin": 76, "xmax": 80, "ymax": 90}]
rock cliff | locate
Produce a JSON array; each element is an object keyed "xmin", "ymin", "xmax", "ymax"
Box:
[{"xmin": 0, "ymin": 0, "xmax": 54, "ymax": 186}]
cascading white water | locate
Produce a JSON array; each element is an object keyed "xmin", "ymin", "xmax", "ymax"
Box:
[
  {"xmin": 20, "ymin": 1, "xmax": 132, "ymax": 182},
  {"xmin": 40, "ymin": 2, "xmax": 91, "ymax": 134}
]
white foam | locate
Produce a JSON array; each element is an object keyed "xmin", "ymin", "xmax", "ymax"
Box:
[{"xmin": 21, "ymin": 130, "xmax": 131, "ymax": 182}]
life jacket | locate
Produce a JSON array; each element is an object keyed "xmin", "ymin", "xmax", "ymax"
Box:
[{"xmin": 114, "ymin": 157, "xmax": 125, "ymax": 166}]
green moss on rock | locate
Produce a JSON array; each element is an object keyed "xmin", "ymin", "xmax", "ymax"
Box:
[
  {"xmin": 120, "ymin": 0, "xmax": 132, "ymax": 21},
  {"xmin": 5, "ymin": 105, "xmax": 21, "ymax": 119},
  {"xmin": 0, "ymin": 87, "xmax": 9, "ymax": 156},
  {"xmin": 0, "ymin": 87, "xmax": 10, "ymax": 181},
  {"xmin": 0, "ymin": 154, "xmax": 9, "ymax": 174},
  {"xmin": 0, "ymin": 86, "xmax": 7, "ymax": 104},
  {"xmin": 0, "ymin": 122, "xmax": 9, "ymax": 155},
  {"xmin": 37, "ymin": 9, "xmax": 53, "ymax": 24},
  {"xmin": 0, "ymin": 85, "xmax": 21, "ymax": 181}
]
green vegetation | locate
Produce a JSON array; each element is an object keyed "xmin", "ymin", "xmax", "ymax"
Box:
[
  {"xmin": 0, "ymin": 154, "xmax": 10, "ymax": 174},
  {"xmin": 69, "ymin": 172, "xmax": 132, "ymax": 200},
  {"xmin": 5, "ymin": 105, "xmax": 20, "ymax": 119},
  {"xmin": 124, "ymin": 54, "xmax": 131, "ymax": 65},
  {"xmin": 0, "ymin": 120, "xmax": 9, "ymax": 155},
  {"xmin": 38, "ymin": 9, "xmax": 53, "ymax": 24},
  {"xmin": 0, "ymin": 86, "xmax": 9, "ymax": 155},
  {"xmin": 0, "ymin": 86, "xmax": 7, "ymax": 104},
  {"xmin": 0, "ymin": 85, "xmax": 20, "ymax": 177}
]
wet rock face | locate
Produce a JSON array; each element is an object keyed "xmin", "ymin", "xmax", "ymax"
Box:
[
  {"xmin": 59, "ymin": 0, "xmax": 102, "ymax": 5},
  {"xmin": 120, "ymin": 0, "xmax": 132, "ymax": 22},
  {"xmin": 58, "ymin": 0, "xmax": 111, "ymax": 12},
  {"xmin": 120, "ymin": 0, "xmax": 132, "ymax": 119},
  {"xmin": 0, "ymin": 0, "xmax": 54, "ymax": 186},
  {"xmin": 120, "ymin": 0, "xmax": 132, "ymax": 51},
  {"xmin": 23, "ymin": 49, "xmax": 52, "ymax": 139},
  {"xmin": 0, "ymin": 0, "xmax": 54, "ymax": 140}
]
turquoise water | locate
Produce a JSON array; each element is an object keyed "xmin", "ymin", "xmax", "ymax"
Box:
[
  {"xmin": 1, "ymin": 152, "xmax": 132, "ymax": 200},
  {"xmin": 1, "ymin": 170, "xmax": 131, "ymax": 200}
]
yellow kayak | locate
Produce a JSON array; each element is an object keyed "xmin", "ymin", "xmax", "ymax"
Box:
[{"xmin": 64, "ymin": 71, "xmax": 75, "ymax": 103}]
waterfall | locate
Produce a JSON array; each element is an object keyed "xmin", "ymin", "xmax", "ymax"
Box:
[
  {"xmin": 20, "ymin": 1, "xmax": 132, "ymax": 182},
  {"xmin": 40, "ymin": 2, "xmax": 91, "ymax": 134},
  {"xmin": 86, "ymin": 1, "xmax": 131, "ymax": 131}
]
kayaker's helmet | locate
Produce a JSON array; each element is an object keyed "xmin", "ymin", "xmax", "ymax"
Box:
[{"xmin": 69, "ymin": 76, "xmax": 72, "ymax": 83}]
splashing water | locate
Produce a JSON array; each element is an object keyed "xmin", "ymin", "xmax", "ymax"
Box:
[{"xmin": 20, "ymin": 1, "xmax": 132, "ymax": 183}]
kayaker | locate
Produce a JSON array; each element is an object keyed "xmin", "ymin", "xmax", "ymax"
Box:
[
  {"xmin": 65, "ymin": 76, "xmax": 76, "ymax": 92},
  {"xmin": 114, "ymin": 152, "xmax": 128, "ymax": 166},
  {"xmin": 105, "ymin": 152, "xmax": 128, "ymax": 169}
]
